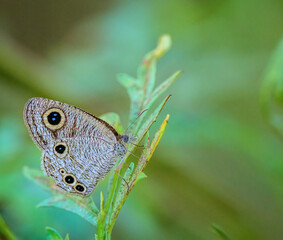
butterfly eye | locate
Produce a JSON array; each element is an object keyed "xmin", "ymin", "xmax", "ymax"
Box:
[
  {"xmin": 59, "ymin": 168, "xmax": 66, "ymax": 175},
  {"xmin": 53, "ymin": 142, "xmax": 68, "ymax": 158},
  {"xmin": 64, "ymin": 174, "xmax": 76, "ymax": 186},
  {"xmin": 75, "ymin": 184, "xmax": 86, "ymax": 193},
  {"xmin": 120, "ymin": 134, "xmax": 129, "ymax": 143},
  {"xmin": 43, "ymin": 108, "xmax": 66, "ymax": 130}
]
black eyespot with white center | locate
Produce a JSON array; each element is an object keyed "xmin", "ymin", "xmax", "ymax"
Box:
[
  {"xmin": 53, "ymin": 142, "xmax": 68, "ymax": 158},
  {"xmin": 47, "ymin": 111, "xmax": 61, "ymax": 125},
  {"xmin": 43, "ymin": 108, "xmax": 66, "ymax": 130},
  {"xmin": 75, "ymin": 184, "xmax": 85, "ymax": 192},
  {"xmin": 65, "ymin": 175, "xmax": 75, "ymax": 184},
  {"xmin": 55, "ymin": 144, "xmax": 66, "ymax": 154}
]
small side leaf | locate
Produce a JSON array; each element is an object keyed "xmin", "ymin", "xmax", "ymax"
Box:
[
  {"xmin": 23, "ymin": 167, "xmax": 55, "ymax": 192},
  {"xmin": 38, "ymin": 196, "xmax": 98, "ymax": 226},
  {"xmin": 46, "ymin": 227, "xmax": 63, "ymax": 240},
  {"xmin": 134, "ymin": 172, "xmax": 147, "ymax": 184},
  {"xmin": 141, "ymin": 34, "xmax": 172, "ymax": 100},
  {"xmin": 144, "ymin": 70, "xmax": 182, "ymax": 108},
  {"xmin": 117, "ymin": 73, "xmax": 140, "ymax": 89},
  {"xmin": 99, "ymin": 112, "xmax": 124, "ymax": 134},
  {"xmin": 135, "ymin": 95, "xmax": 171, "ymax": 138},
  {"xmin": 136, "ymin": 114, "xmax": 170, "ymax": 174},
  {"xmin": 24, "ymin": 166, "xmax": 99, "ymax": 225},
  {"xmin": 117, "ymin": 73, "xmax": 144, "ymax": 125}
]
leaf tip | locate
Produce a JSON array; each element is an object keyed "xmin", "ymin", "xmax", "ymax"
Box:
[
  {"xmin": 165, "ymin": 114, "xmax": 170, "ymax": 123},
  {"xmin": 46, "ymin": 226, "xmax": 63, "ymax": 240},
  {"xmin": 154, "ymin": 34, "xmax": 171, "ymax": 59}
]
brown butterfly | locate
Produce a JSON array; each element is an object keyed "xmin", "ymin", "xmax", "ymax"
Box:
[{"xmin": 24, "ymin": 97, "xmax": 128, "ymax": 197}]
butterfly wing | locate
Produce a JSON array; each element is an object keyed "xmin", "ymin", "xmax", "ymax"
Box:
[
  {"xmin": 24, "ymin": 97, "xmax": 126, "ymax": 196},
  {"xmin": 24, "ymin": 97, "xmax": 119, "ymax": 150}
]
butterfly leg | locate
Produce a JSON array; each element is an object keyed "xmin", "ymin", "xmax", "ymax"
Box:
[{"xmin": 118, "ymin": 173, "xmax": 130, "ymax": 192}]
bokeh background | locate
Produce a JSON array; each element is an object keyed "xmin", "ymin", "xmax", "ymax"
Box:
[{"xmin": 0, "ymin": 0, "xmax": 283, "ymax": 239}]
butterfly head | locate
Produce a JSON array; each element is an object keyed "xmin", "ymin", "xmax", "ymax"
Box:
[{"xmin": 119, "ymin": 134, "xmax": 136, "ymax": 144}]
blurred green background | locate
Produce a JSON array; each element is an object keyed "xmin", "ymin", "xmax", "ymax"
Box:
[{"xmin": 0, "ymin": 0, "xmax": 283, "ymax": 239}]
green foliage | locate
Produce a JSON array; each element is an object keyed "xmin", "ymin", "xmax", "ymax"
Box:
[
  {"xmin": 46, "ymin": 227, "xmax": 63, "ymax": 240},
  {"xmin": 117, "ymin": 35, "xmax": 180, "ymax": 132},
  {"xmin": 261, "ymin": 37, "xmax": 283, "ymax": 139},
  {"xmin": 0, "ymin": 1, "xmax": 283, "ymax": 239},
  {"xmin": 46, "ymin": 227, "xmax": 69, "ymax": 240},
  {"xmin": 23, "ymin": 167, "xmax": 99, "ymax": 226},
  {"xmin": 0, "ymin": 215, "xmax": 17, "ymax": 240},
  {"xmin": 24, "ymin": 35, "xmax": 179, "ymax": 239},
  {"xmin": 211, "ymin": 225, "xmax": 231, "ymax": 240}
]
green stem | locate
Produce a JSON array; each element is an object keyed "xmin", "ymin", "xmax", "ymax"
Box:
[{"xmin": 96, "ymin": 166, "xmax": 122, "ymax": 239}]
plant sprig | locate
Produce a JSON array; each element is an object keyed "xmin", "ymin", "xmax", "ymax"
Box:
[{"xmin": 24, "ymin": 35, "xmax": 180, "ymax": 240}]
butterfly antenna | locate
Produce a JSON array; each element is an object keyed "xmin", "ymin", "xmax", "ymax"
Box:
[
  {"xmin": 124, "ymin": 109, "xmax": 148, "ymax": 134},
  {"xmin": 126, "ymin": 148, "xmax": 141, "ymax": 160}
]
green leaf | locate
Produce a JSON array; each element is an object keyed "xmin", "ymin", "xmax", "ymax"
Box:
[
  {"xmin": 46, "ymin": 227, "xmax": 63, "ymax": 240},
  {"xmin": 136, "ymin": 114, "xmax": 170, "ymax": 174},
  {"xmin": 123, "ymin": 162, "xmax": 135, "ymax": 181},
  {"xmin": 108, "ymin": 115, "xmax": 170, "ymax": 231},
  {"xmin": 261, "ymin": 37, "xmax": 283, "ymax": 139},
  {"xmin": 64, "ymin": 234, "xmax": 70, "ymax": 240},
  {"xmin": 134, "ymin": 172, "xmax": 147, "ymax": 184},
  {"xmin": 104, "ymin": 170, "xmax": 119, "ymax": 216},
  {"xmin": 144, "ymin": 70, "xmax": 182, "ymax": 108},
  {"xmin": 38, "ymin": 195, "xmax": 98, "ymax": 226},
  {"xmin": 149, "ymin": 34, "xmax": 172, "ymax": 59},
  {"xmin": 0, "ymin": 215, "xmax": 17, "ymax": 240},
  {"xmin": 24, "ymin": 167, "xmax": 99, "ymax": 225},
  {"xmin": 23, "ymin": 166, "xmax": 55, "ymax": 192},
  {"xmin": 117, "ymin": 73, "xmax": 138, "ymax": 89},
  {"xmin": 117, "ymin": 73, "xmax": 143, "ymax": 127},
  {"xmin": 211, "ymin": 224, "xmax": 231, "ymax": 240},
  {"xmin": 105, "ymin": 38, "xmax": 176, "ymax": 234},
  {"xmin": 135, "ymin": 95, "xmax": 171, "ymax": 139},
  {"xmin": 99, "ymin": 112, "xmax": 124, "ymax": 134},
  {"xmin": 117, "ymin": 35, "xmax": 175, "ymax": 129},
  {"xmin": 136, "ymin": 57, "xmax": 156, "ymax": 102},
  {"xmin": 139, "ymin": 35, "xmax": 172, "ymax": 101}
]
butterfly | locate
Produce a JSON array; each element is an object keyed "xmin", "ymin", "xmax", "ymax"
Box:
[{"xmin": 24, "ymin": 97, "xmax": 128, "ymax": 197}]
